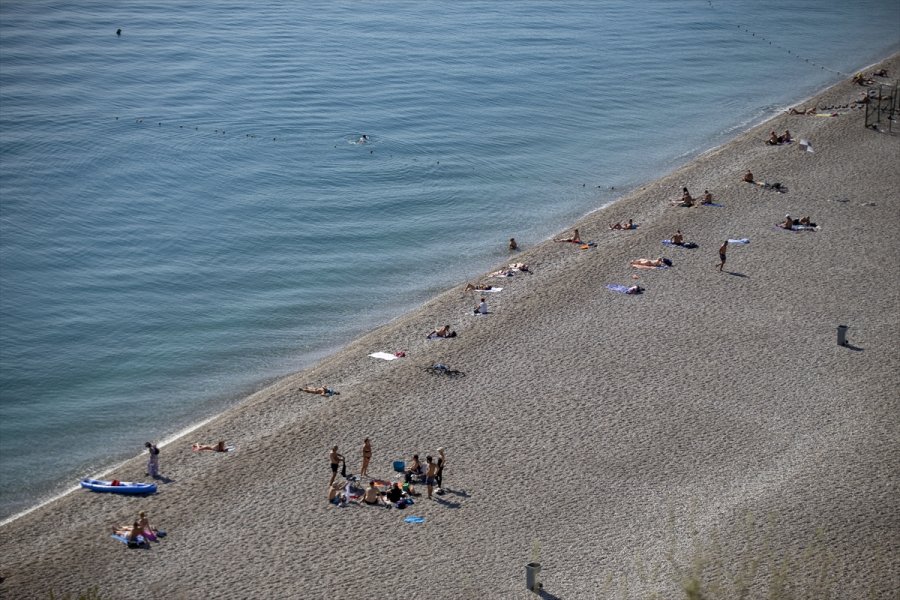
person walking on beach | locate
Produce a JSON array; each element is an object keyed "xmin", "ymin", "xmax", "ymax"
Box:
[
  {"xmin": 425, "ymin": 455, "xmax": 438, "ymax": 499},
  {"xmin": 145, "ymin": 442, "xmax": 160, "ymax": 478},
  {"xmin": 329, "ymin": 446, "xmax": 344, "ymax": 486},
  {"xmin": 717, "ymin": 241, "xmax": 728, "ymax": 272},
  {"xmin": 435, "ymin": 447, "xmax": 446, "ymax": 494},
  {"xmin": 360, "ymin": 438, "xmax": 372, "ymax": 478}
]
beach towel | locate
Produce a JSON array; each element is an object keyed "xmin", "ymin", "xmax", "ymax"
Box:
[
  {"xmin": 662, "ymin": 240, "xmax": 698, "ymax": 249},
  {"xmin": 112, "ymin": 534, "xmax": 147, "ymax": 548},
  {"xmin": 799, "ymin": 139, "xmax": 814, "ymax": 153},
  {"xmin": 699, "ymin": 202, "xmax": 724, "ymax": 207},
  {"xmin": 404, "ymin": 516, "xmax": 425, "ymax": 523},
  {"xmin": 606, "ymin": 284, "xmax": 632, "ymax": 294},
  {"xmin": 369, "ymin": 352, "xmax": 398, "ymax": 361},
  {"xmin": 727, "ymin": 238, "xmax": 750, "ymax": 245},
  {"xmin": 631, "ymin": 263, "xmax": 668, "ymax": 270},
  {"xmin": 472, "ymin": 287, "xmax": 502, "ymax": 293}
]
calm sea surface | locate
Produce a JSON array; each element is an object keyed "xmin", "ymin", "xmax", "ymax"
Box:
[{"xmin": 1, "ymin": 0, "xmax": 898, "ymax": 521}]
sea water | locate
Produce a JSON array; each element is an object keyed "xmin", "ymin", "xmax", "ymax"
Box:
[{"xmin": 1, "ymin": 0, "xmax": 897, "ymax": 521}]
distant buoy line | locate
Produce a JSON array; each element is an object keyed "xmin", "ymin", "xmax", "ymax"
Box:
[{"xmin": 735, "ymin": 24, "xmax": 850, "ymax": 78}]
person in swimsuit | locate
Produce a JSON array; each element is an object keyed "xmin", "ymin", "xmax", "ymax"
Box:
[
  {"xmin": 701, "ymin": 190, "xmax": 713, "ymax": 205},
  {"xmin": 555, "ymin": 229, "xmax": 581, "ymax": 243},
  {"xmin": 427, "ymin": 325, "xmax": 455, "ymax": 339},
  {"xmin": 192, "ymin": 441, "xmax": 226, "ymax": 452},
  {"xmin": 742, "ymin": 170, "xmax": 754, "ymax": 183},
  {"xmin": 329, "ymin": 446, "xmax": 344, "ymax": 486},
  {"xmin": 360, "ymin": 438, "xmax": 372, "ymax": 477},
  {"xmin": 361, "ymin": 482, "xmax": 384, "ymax": 506},
  {"xmin": 301, "ymin": 386, "xmax": 339, "ymax": 396},
  {"xmin": 630, "ymin": 258, "xmax": 667, "ymax": 268},
  {"xmin": 137, "ymin": 511, "xmax": 154, "ymax": 534},
  {"xmin": 609, "ymin": 219, "xmax": 634, "ymax": 230},
  {"xmin": 508, "ymin": 237, "xmax": 518, "ymax": 251},
  {"xmin": 717, "ymin": 241, "xmax": 728, "ymax": 271},
  {"xmin": 405, "ymin": 454, "xmax": 422, "ymax": 483},
  {"xmin": 425, "ymin": 455, "xmax": 438, "ymax": 499},
  {"xmin": 625, "ymin": 285, "xmax": 645, "ymax": 295},
  {"xmin": 671, "ymin": 230, "xmax": 685, "ymax": 245}
]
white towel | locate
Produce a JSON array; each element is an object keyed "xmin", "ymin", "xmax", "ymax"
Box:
[{"xmin": 369, "ymin": 352, "xmax": 398, "ymax": 361}]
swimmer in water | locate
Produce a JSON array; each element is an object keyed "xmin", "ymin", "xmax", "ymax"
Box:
[{"xmin": 357, "ymin": 134, "xmax": 369, "ymax": 144}]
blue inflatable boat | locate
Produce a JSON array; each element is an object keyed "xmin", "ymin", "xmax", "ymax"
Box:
[{"xmin": 80, "ymin": 478, "xmax": 157, "ymax": 495}]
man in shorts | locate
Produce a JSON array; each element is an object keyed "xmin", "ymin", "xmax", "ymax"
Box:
[
  {"xmin": 329, "ymin": 446, "xmax": 344, "ymax": 486},
  {"xmin": 425, "ymin": 455, "xmax": 438, "ymax": 499}
]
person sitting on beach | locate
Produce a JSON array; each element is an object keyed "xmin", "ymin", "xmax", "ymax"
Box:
[
  {"xmin": 473, "ymin": 297, "xmax": 488, "ymax": 315},
  {"xmin": 630, "ymin": 257, "xmax": 669, "ymax": 268},
  {"xmin": 780, "ymin": 214, "xmax": 795, "ymax": 229},
  {"xmin": 464, "ymin": 283, "xmax": 494, "ymax": 292},
  {"xmin": 405, "ymin": 454, "xmax": 423, "ymax": 482},
  {"xmin": 510, "ymin": 262, "xmax": 530, "ymax": 273},
  {"xmin": 328, "ymin": 481, "xmax": 349, "ymax": 506},
  {"xmin": 427, "ymin": 325, "xmax": 456, "ymax": 339},
  {"xmin": 301, "ymin": 386, "xmax": 339, "ymax": 396},
  {"xmin": 508, "ymin": 237, "xmax": 518, "ymax": 251},
  {"xmin": 873, "ymin": 68, "xmax": 888, "ymax": 77},
  {"xmin": 137, "ymin": 511, "xmax": 154, "ymax": 535},
  {"xmin": 609, "ymin": 219, "xmax": 634, "ymax": 230},
  {"xmin": 385, "ymin": 482, "xmax": 405, "ymax": 503},
  {"xmin": 742, "ymin": 170, "xmax": 754, "ymax": 183},
  {"xmin": 360, "ymin": 482, "xmax": 386, "ymax": 506},
  {"xmin": 671, "ymin": 230, "xmax": 685, "ymax": 245},
  {"xmin": 781, "ymin": 130, "xmax": 792, "ymax": 143},
  {"xmin": 788, "ymin": 106, "xmax": 817, "ymax": 115},
  {"xmin": 555, "ymin": 229, "xmax": 581, "ymax": 243},
  {"xmin": 767, "ymin": 131, "xmax": 781, "ymax": 145},
  {"xmin": 192, "ymin": 441, "xmax": 227, "ymax": 452},
  {"xmin": 671, "ymin": 187, "xmax": 694, "ymax": 207}
]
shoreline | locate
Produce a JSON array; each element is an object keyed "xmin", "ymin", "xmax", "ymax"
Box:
[
  {"xmin": 1, "ymin": 53, "xmax": 897, "ymax": 598},
  {"xmin": 0, "ymin": 54, "xmax": 888, "ymax": 526}
]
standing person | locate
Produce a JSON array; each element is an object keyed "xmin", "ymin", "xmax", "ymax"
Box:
[
  {"xmin": 435, "ymin": 447, "xmax": 446, "ymax": 494},
  {"xmin": 425, "ymin": 455, "xmax": 437, "ymax": 500},
  {"xmin": 145, "ymin": 442, "xmax": 160, "ymax": 478},
  {"xmin": 717, "ymin": 241, "xmax": 728, "ymax": 272},
  {"xmin": 360, "ymin": 438, "xmax": 372, "ymax": 477},
  {"xmin": 329, "ymin": 446, "xmax": 344, "ymax": 486},
  {"xmin": 508, "ymin": 237, "xmax": 518, "ymax": 251}
]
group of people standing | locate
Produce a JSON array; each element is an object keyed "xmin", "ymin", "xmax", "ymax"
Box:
[{"xmin": 329, "ymin": 441, "xmax": 447, "ymax": 504}]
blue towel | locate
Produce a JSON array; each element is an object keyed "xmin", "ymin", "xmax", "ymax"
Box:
[
  {"xmin": 404, "ymin": 516, "xmax": 425, "ymax": 523},
  {"xmin": 662, "ymin": 240, "xmax": 698, "ymax": 248},
  {"xmin": 727, "ymin": 238, "xmax": 750, "ymax": 245},
  {"xmin": 606, "ymin": 284, "xmax": 630, "ymax": 294},
  {"xmin": 700, "ymin": 202, "xmax": 724, "ymax": 207}
]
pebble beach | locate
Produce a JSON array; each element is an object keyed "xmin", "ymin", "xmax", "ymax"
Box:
[{"xmin": 1, "ymin": 54, "xmax": 898, "ymax": 599}]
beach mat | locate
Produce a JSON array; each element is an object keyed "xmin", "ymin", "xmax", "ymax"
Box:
[
  {"xmin": 606, "ymin": 284, "xmax": 632, "ymax": 294},
  {"xmin": 369, "ymin": 352, "xmax": 399, "ymax": 360},
  {"xmin": 662, "ymin": 240, "xmax": 698, "ymax": 248},
  {"xmin": 727, "ymin": 238, "xmax": 750, "ymax": 245}
]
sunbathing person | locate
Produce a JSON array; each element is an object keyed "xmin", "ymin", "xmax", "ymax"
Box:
[
  {"xmin": 788, "ymin": 106, "xmax": 817, "ymax": 115},
  {"xmin": 510, "ymin": 262, "xmax": 530, "ymax": 273},
  {"xmin": 405, "ymin": 454, "xmax": 423, "ymax": 483},
  {"xmin": 742, "ymin": 170, "xmax": 754, "ymax": 183},
  {"xmin": 700, "ymin": 190, "xmax": 713, "ymax": 204},
  {"xmin": 781, "ymin": 130, "xmax": 792, "ymax": 143},
  {"xmin": 385, "ymin": 482, "xmax": 405, "ymax": 503},
  {"xmin": 625, "ymin": 285, "xmax": 645, "ymax": 295},
  {"xmin": 508, "ymin": 237, "xmax": 518, "ymax": 251},
  {"xmin": 464, "ymin": 283, "xmax": 494, "ymax": 292},
  {"xmin": 113, "ymin": 522, "xmax": 144, "ymax": 544},
  {"xmin": 670, "ymin": 230, "xmax": 685, "ymax": 245},
  {"xmin": 360, "ymin": 482, "xmax": 386, "ymax": 506},
  {"xmin": 609, "ymin": 219, "xmax": 635, "ymax": 230},
  {"xmin": 192, "ymin": 441, "xmax": 227, "ymax": 452},
  {"xmin": 671, "ymin": 187, "xmax": 694, "ymax": 207},
  {"xmin": 427, "ymin": 325, "xmax": 456, "ymax": 339},
  {"xmin": 301, "ymin": 386, "xmax": 339, "ymax": 396},
  {"xmin": 767, "ymin": 131, "xmax": 781, "ymax": 145},
  {"xmin": 630, "ymin": 257, "xmax": 670, "ymax": 268},
  {"xmin": 555, "ymin": 228, "xmax": 581, "ymax": 243}
]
